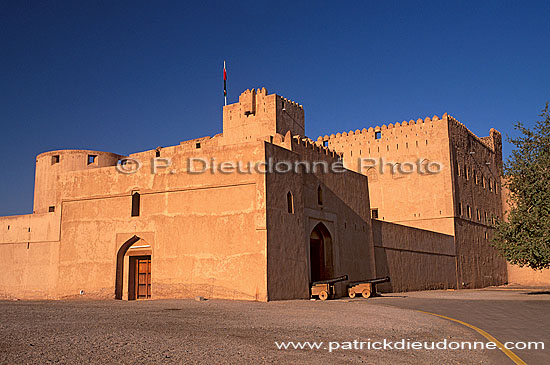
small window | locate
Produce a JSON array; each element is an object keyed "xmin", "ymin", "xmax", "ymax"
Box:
[
  {"xmin": 51, "ymin": 155, "xmax": 60, "ymax": 165},
  {"xmin": 317, "ymin": 186, "xmax": 323, "ymax": 205},
  {"xmin": 156, "ymin": 150, "xmax": 161, "ymax": 157},
  {"xmin": 458, "ymin": 203, "xmax": 463, "ymax": 216},
  {"xmin": 323, "ymin": 141, "xmax": 328, "ymax": 147},
  {"xmin": 287, "ymin": 191, "xmax": 294, "ymax": 214},
  {"xmin": 371, "ymin": 208, "xmax": 379, "ymax": 219},
  {"xmin": 375, "ymin": 131, "xmax": 381, "ymax": 140},
  {"xmin": 131, "ymin": 192, "xmax": 140, "ymax": 217},
  {"xmin": 467, "ymin": 205, "xmax": 471, "ymax": 219},
  {"xmin": 477, "ymin": 209, "xmax": 481, "ymax": 221},
  {"xmin": 196, "ymin": 142, "xmax": 201, "ymax": 149},
  {"xmin": 457, "ymin": 163, "xmax": 461, "ymax": 176},
  {"xmin": 88, "ymin": 155, "xmax": 97, "ymax": 165},
  {"xmin": 48, "ymin": 206, "xmax": 55, "ymax": 213}
]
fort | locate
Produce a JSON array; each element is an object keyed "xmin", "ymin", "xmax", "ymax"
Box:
[{"xmin": 0, "ymin": 87, "xmax": 547, "ymax": 300}]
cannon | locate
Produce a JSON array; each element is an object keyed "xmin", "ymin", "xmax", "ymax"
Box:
[
  {"xmin": 347, "ymin": 276, "xmax": 390, "ymax": 299},
  {"xmin": 310, "ymin": 275, "xmax": 348, "ymax": 301}
]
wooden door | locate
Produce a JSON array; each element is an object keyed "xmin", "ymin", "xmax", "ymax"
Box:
[
  {"xmin": 310, "ymin": 238, "xmax": 324, "ymax": 282},
  {"xmin": 134, "ymin": 256, "xmax": 151, "ymax": 299}
]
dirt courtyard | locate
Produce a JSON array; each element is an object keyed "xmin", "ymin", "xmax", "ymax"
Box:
[{"xmin": 0, "ymin": 296, "xmax": 504, "ymax": 364}]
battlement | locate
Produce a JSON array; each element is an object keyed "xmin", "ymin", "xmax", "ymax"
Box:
[
  {"xmin": 269, "ymin": 131, "xmax": 342, "ymax": 163},
  {"xmin": 222, "ymin": 88, "xmax": 305, "ymax": 146},
  {"xmin": 318, "ymin": 114, "xmax": 445, "ymax": 144},
  {"xmin": 446, "ymin": 114, "xmax": 500, "ymax": 152},
  {"xmin": 278, "ymin": 95, "xmax": 303, "ymax": 110},
  {"xmin": 237, "ymin": 88, "xmax": 303, "ymax": 108},
  {"xmin": 318, "ymin": 113, "xmax": 499, "ymax": 154}
]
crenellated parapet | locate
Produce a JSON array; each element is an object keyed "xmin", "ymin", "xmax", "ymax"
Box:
[
  {"xmin": 319, "ymin": 114, "xmax": 446, "ymax": 146},
  {"xmin": 278, "ymin": 95, "xmax": 303, "ymax": 110},
  {"xmin": 222, "ymin": 88, "xmax": 305, "ymax": 146},
  {"xmin": 446, "ymin": 114, "xmax": 498, "ymax": 152},
  {"xmin": 318, "ymin": 113, "xmax": 500, "ymax": 155},
  {"xmin": 269, "ymin": 131, "xmax": 342, "ymax": 162}
]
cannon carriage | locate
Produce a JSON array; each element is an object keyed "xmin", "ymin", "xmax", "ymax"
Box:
[
  {"xmin": 347, "ymin": 276, "xmax": 390, "ymax": 299},
  {"xmin": 310, "ymin": 275, "xmax": 348, "ymax": 300}
]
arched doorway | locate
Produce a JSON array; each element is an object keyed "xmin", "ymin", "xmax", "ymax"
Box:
[
  {"xmin": 310, "ymin": 223, "xmax": 333, "ymax": 282},
  {"xmin": 115, "ymin": 235, "xmax": 152, "ymax": 300}
]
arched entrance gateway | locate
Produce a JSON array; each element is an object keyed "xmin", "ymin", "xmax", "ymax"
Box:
[
  {"xmin": 115, "ymin": 235, "xmax": 152, "ymax": 300},
  {"xmin": 309, "ymin": 223, "xmax": 334, "ymax": 282}
]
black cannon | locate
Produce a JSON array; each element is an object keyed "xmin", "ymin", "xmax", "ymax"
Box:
[
  {"xmin": 310, "ymin": 275, "xmax": 348, "ymax": 300},
  {"xmin": 347, "ymin": 276, "xmax": 390, "ymax": 298}
]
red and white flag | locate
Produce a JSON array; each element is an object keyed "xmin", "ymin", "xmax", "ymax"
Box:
[{"xmin": 223, "ymin": 61, "xmax": 227, "ymax": 105}]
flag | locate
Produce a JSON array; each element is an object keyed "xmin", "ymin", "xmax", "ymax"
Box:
[{"xmin": 223, "ymin": 61, "xmax": 227, "ymax": 105}]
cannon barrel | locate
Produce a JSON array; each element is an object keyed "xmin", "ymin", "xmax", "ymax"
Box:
[
  {"xmin": 349, "ymin": 276, "xmax": 390, "ymax": 286},
  {"xmin": 312, "ymin": 275, "xmax": 348, "ymax": 285},
  {"xmin": 369, "ymin": 276, "xmax": 390, "ymax": 284}
]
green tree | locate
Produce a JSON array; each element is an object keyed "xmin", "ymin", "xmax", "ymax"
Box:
[{"xmin": 493, "ymin": 103, "xmax": 550, "ymax": 270}]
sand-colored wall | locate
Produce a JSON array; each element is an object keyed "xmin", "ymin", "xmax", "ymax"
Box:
[
  {"xmin": 507, "ymin": 263, "xmax": 550, "ymax": 286},
  {"xmin": 372, "ymin": 220, "xmax": 457, "ymax": 292},
  {"xmin": 448, "ymin": 120, "xmax": 507, "ymax": 288},
  {"xmin": 321, "ymin": 115, "xmax": 455, "ymax": 235},
  {"xmin": 453, "ymin": 218, "xmax": 507, "ymax": 288},
  {"xmin": 264, "ymin": 142, "xmax": 308, "ymax": 300},
  {"xmin": 50, "ymin": 141, "xmax": 269, "ymax": 300},
  {"xmin": 1, "ymin": 140, "xmax": 270, "ymax": 301},
  {"xmin": 33, "ymin": 149, "xmax": 122, "ymax": 214},
  {"xmin": 0, "ymin": 212, "xmax": 61, "ymax": 299},
  {"xmin": 0, "ymin": 211, "xmax": 60, "ymax": 243},
  {"xmin": 0, "ymin": 241, "xmax": 60, "ymax": 299},
  {"xmin": 265, "ymin": 135, "xmax": 375, "ymax": 299},
  {"xmin": 222, "ymin": 88, "xmax": 304, "ymax": 146},
  {"xmin": 321, "ymin": 115, "xmax": 509, "ymax": 290},
  {"xmin": 448, "ymin": 120, "xmax": 503, "ymax": 230}
]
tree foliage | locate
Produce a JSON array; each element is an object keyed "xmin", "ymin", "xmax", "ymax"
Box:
[{"xmin": 493, "ymin": 103, "xmax": 550, "ymax": 270}]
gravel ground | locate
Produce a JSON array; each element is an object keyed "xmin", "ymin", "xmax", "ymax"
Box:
[{"xmin": 0, "ymin": 298, "xmax": 497, "ymax": 364}]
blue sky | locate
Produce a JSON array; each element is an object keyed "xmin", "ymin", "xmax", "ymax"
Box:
[{"xmin": 1, "ymin": 1, "xmax": 549, "ymax": 215}]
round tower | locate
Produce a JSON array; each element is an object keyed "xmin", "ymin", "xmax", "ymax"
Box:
[{"xmin": 33, "ymin": 149, "xmax": 123, "ymax": 214}]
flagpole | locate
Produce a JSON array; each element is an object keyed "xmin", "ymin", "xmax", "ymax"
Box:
[{"xmin": 223, "ymin": 60, "xmax": 227, "ymax": 106}]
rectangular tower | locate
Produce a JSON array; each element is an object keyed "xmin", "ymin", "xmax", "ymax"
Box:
[
  {"xmin": 222, "ymin": 88, "xmax": 305, "ymax": 145},
  {"xmin": 320, "ymin": 113, "xmax": 508, "ymax": 289}
]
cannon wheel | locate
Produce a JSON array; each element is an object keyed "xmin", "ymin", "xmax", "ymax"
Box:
[
  {"xmin": 362, "ymin": 288, "xmax": 372, "ymax": 298},
  {"xmin": 319, "ymin": 291, "xmax": 329, "ymax": 301},
  {"xmin": 348, "ymin": 289, "xmax": 356, "ymax": 299}
]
